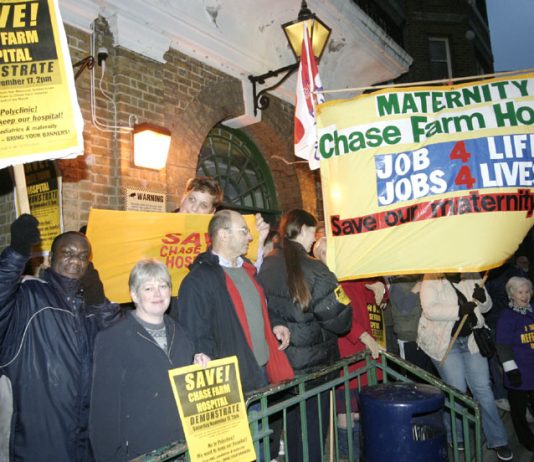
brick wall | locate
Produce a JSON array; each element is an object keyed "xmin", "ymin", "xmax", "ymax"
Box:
[
  {"xmin": 0, "ymin": 17, "xmax": 315, "ymax": 247},
  {"xmin": 399, "ymin": 0, "xmax": 489, "ymax": 83}
]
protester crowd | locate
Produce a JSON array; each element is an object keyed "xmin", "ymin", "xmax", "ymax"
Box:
[{"xmin": 0, "ymin": 175, "xmax": 532, "ymax": 461}]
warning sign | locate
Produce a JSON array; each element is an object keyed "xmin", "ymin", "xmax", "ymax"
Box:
[{"xmin": 125, "ymin": 188, "xmax": 166, "ymax": 212}]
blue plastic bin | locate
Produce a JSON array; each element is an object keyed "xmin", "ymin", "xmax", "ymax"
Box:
[{"xmin": 359, "ymin": 383, "xmax": 447, "ymax": 462}]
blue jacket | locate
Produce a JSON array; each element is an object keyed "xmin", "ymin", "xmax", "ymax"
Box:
[{"xmin": 0, "ymin": 246, "xmax": 119, "ymax": 461}]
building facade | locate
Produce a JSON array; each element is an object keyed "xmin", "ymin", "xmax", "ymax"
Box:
[{"xmin": 1, "ymin": 1, "xmax": 494, "ymax": 247}]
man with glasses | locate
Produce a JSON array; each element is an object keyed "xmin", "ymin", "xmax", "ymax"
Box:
[
  {"xmin": 0, "ymin": 214, "xmax": 119, "ymax": 461},
  {"xmin": 177, "ymin": 210, "xmax": 292, "ymax": 393}
]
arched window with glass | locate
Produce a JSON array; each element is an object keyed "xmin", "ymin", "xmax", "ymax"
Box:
[{"xmin": 197, "ymin": 126, "xmax": 280, "ymax": 222}]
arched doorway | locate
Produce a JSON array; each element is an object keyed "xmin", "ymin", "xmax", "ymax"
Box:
[{"xmin": 197, "ymin": 125, "xmax": 280, "ymax": 222}]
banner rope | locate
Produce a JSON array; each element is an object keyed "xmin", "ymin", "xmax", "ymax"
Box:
[{"xmin": 318, "ymin": 68, "xmax": 534, "ymax": 96}]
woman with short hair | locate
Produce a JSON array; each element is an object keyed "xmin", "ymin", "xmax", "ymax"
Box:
[
  {"xmin": 497, "ymin": 276, "xmax": 534, "ymax": 453},
  {"xmin": 90, "ymin": 259, "xmax": 209, "ymax": 461}
]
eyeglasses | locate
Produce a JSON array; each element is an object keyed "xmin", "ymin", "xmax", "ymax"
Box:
[{"xmin": 226, "ymin": 226, "xmax": 251, "ymax": 236}]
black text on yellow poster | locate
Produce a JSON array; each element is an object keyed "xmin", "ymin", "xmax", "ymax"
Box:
[
  {"xmin": 169, "ymin": 357, "xmax": 255, "ymax": 462},
  {"xmin": 0, "ymin": 0, "xmax": 83, "ymax": 168},
  {"xmin": 367, "ymin": 303, "xmax": 386, "ymax": 349},
  {"xmin": 14, "ymin": 159, "xmax": 62, "ymax": 253}
]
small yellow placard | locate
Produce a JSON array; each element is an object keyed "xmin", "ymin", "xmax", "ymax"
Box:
[
  {"xmin": 334, "ymin": 284, "xmax": 351, "ymax": 305},
  {"xmin": 168, "ymin": 356, "xmax": 255, "ymax": 462}
]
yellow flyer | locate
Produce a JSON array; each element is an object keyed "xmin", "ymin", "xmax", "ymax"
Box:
[
  {"xmin": 169, "ymin": 356, "xmax": 255, "ymax": 462},
  {"xmin": 0, "ymin": 0, "xmax": 84, "ymax": 168},
  {"xmin": 14, "ymin": 159, "xmax": 62, "ymax": 254}
]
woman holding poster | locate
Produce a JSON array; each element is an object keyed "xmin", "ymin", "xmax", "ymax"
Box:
[
  {"xmin": 258, "ymin": 209, "xmax": 352, "ymax": 462},
  {"xmin": 89, "ymin": 259, "xmax": 209, "ymax": 461}
]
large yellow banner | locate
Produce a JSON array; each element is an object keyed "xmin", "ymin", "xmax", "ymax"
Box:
[
  {"xmin": 86, "ymin": 209, "xmax": 259, "ymax": 303},
  {"xmin": 317, "ymin": 74, "xmax": 534, "ymax": 279},
  {"xmin": 0, "ymin": 0, "xmax": 83, "ymax": 168}
]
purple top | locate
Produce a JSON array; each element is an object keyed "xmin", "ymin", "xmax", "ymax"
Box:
[{"xmin": 496, "ymin": 307, "xmax": 534, "ymax": 390}]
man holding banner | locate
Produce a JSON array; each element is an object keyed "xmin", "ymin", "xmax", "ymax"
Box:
[{"xmin": 0, "ymin": 214, "xmax": 119, "ymax": 461}]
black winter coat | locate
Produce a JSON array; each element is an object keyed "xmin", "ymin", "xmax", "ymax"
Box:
[
  {"xmin": 0, "ymin": 247, "xmax": 119, "ymax": 462},
  {"xmin": 257, "ymin": 245, "xmax": 352, "ymax": 375},
  {"xmin": 89, "ymin": 312, "xmax": 194, "ymax": 461},
  {"xmin": 174, "ymin": 251, "xmax": 267, "ymax": 392}
]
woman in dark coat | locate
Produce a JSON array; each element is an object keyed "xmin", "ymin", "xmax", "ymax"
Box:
[
  {"xmin": 90, "ymin": 259, "xmax": 209, "ymax": 461},
  {"xmin": 258, "ymin": 209, "xmax": 352, "ymax": 462}
]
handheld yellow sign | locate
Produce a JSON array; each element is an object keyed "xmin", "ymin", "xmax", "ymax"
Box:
[
  {"xmin": 0, "ymin": 0, "xmax": 84, "ymax": 168},
  {"xmin": 168, "ymin": 356, "xmax": 255, "ymax": 462}
]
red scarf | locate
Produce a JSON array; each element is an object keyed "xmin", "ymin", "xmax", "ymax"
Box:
[{"xmin": 224, "ymin": 261, "xmax": 294, "ymax": 384}]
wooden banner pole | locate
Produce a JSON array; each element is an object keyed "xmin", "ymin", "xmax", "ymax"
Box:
[{"xmin": 13, "ymin": 164, "xmax": 30, "ymax": 215}]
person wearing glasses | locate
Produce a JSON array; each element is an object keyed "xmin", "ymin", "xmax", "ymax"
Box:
[{"xmin": 176, "ymin": 209, "xmax": 293, "ymax": 392}]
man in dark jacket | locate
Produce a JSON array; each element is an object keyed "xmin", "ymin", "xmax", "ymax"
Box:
[
  {"xmin": 0, "ymin": 214, "xmax": 120, "ymax": 461},
  {"xmin": 176, "ymin": 210, "xmax": 292, "ymax": 393}
]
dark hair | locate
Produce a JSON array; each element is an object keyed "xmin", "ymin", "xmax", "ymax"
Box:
[
  {"xmin": 208, "ymin": 209, "xmax": 233, "ymax": 244},
  {"xmin": 265, "ymin": 229, "xmax": 280, "ymax": 246},
  {"xmin": 279, "ymin": 209, "xmax": 317, "ymax": 311},
  {"xmin": 185, "ymin": 176, "xmax": 224, "ymax": 207},
  {"xmin": 50, "ymin": 231, "xmax": 89, "ymax": 253}
]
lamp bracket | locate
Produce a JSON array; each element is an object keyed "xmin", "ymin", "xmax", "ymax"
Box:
[
  {"xmin": 248, "ymin": 62, "xmax": 298, "ymax": 116},
  {"xmin": 73, "ymin": 55, "xmax": 95, "ymax": 80}
]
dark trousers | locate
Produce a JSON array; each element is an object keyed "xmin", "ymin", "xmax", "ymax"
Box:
[
  {"xmin": 286, "ymin": 389, "xmax": 330, "ymax": 462},
  {"xmin": 508, "ymin": 388, "xmax": 534, "ymax": 451},
  {"xmin": 399, "ymin": 340, "xmax": 436, "ymax": 374}
]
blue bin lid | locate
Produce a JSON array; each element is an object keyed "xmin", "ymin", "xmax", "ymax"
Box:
[{"xmin": 360, "ymin": 383, "xmax": 444, "ymax": 407}]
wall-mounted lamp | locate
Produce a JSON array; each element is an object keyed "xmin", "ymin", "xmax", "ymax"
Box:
[
  {"xmin": 133, "ymin": 123, "xmax": 171, "ymax": 170},
  {"xmin": 248, "ymin": 0, "xmax": 331, "ymax": 115}
]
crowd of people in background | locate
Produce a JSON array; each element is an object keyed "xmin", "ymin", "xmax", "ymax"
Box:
[{"xmin": 1, "ymin": 175, "xmax": 533, "ymax": 461}]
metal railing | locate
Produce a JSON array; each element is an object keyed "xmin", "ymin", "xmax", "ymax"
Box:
[{"xmin": 133, "ymin": 351, "xmax": 482, "ymax": 462}]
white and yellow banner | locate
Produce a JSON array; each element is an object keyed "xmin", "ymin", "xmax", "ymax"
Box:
[
  {"xmin": 86, "ymin": 209, "xmax": 259, "ymax": 303},
  {"xmin": 0, "ymin": 0, "xmax": 84, "ymax": 168},
  {"xmin": 317, "ymin": 74, "xmax": 534, "ymax": 279}
]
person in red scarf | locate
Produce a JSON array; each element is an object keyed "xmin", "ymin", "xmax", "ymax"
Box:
[{"xmin": 176, "ymin": 210, "xmax": 293, "ymax": 459}]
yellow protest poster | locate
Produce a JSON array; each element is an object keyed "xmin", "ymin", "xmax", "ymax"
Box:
[
  {"xmin": 168, "ymin": 356, "xmax": 255, "ymax": 462},
  {"xmin": 367, "ymin": 302, "xmax": 385, "ymax": 348},
  {"xmin": 14, "ymin": 160, "xmax": 62, "ymax": 253},
  {"xmin": 316, "ymin": 73, "xmax": 534, "ymax": 279},
  {"xmin": 0, "ymin": 0, "xmax": 84, "ymax": 168},
  {"xmin": 86, "ymin": 209, "xmax": 259, "ymax": 303}
]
